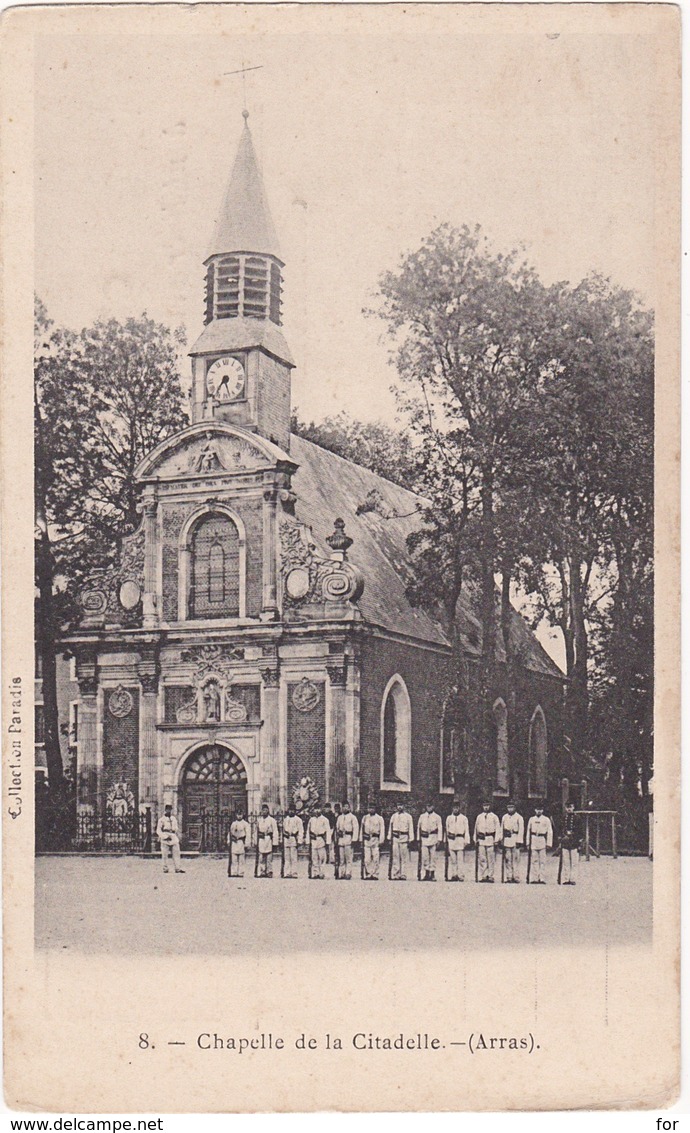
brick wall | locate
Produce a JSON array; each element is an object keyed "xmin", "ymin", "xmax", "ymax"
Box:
[
  {"xmin": 358, "ymin": 634, "xmax": 564, "ymax": 818},
  {"xmin": 358, "ymin": 636, "xmax": 453, "ymax": 813},
  {"xmin": 257, "ymin": 354, "xmax": 291, "ymax": 452}
]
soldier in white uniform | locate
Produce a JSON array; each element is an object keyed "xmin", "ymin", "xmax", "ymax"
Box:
[
  {"xmin": 306, "ymin": 805, "xmax": 331, "ymax": 879},
  {"xmin": 417, "ymin": 802, "xmax": 443, "ymax": 881},
  {"xmin": 473, "ymin": 801, "xmax": 501, "ymax": 882},
  {"xmin": 526, "ymin": 804, "xmax": 554, "ymax": 883},
  {"xmin": 387, "ymin": 802, "xmax": 415, "ymax": 880},
  {"xmin": 228, "ymin": 809, "xmax": 251, "ymax": 877},
  {"xmin": 256, "ymin": 803, "xmax": 279, "ymax": 878},
  {"xmin": 445, "ymin": 802, "xmax": 470, "ymax": 881},
  {"xmin": 360, "ymin": 803, "xmax": 386, "ymax": 880},
  {"xmin": 334, "ymin": 801, "xmax": 359, "ymax": 879},
  {"xmin": 281, "ymin": 803, "xmax": 304, "ymax": 879},
  {"xmin": 501, "ymin": 801, "xmax": 525, "ymax": 883},
  {"xmin": 156, "ymin": 804, "xmax": 185, "ymax": 874}
]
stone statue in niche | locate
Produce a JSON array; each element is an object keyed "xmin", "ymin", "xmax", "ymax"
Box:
[{"xmin": 203, "ymin": 681, "xmax": 221, "ymax": 722}]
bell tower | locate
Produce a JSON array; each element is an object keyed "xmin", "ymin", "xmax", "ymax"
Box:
[{"xmin": 189, "ymin": 111, "xmax": 294, "ymax": 451}]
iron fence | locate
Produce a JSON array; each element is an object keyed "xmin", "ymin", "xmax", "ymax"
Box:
[{"xmin": 71, "ymin": 810, "xmax": 152, "ymax": 853}]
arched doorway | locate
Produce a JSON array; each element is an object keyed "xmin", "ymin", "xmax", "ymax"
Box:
[{"xmin": 180, "ymin": 744, "xmax": 248, "ymax": 851}]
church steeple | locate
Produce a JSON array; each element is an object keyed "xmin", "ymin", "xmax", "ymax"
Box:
[
  {"xmin": 208, "ymin": 110, "xmax": 281, "ymax": 263},
  {"xmin": 190, "ymin": 112, "xmax": 293, "ymax": 450}
]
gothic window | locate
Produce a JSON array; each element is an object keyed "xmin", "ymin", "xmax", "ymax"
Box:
[
  {"xmin": 493, "ymin": 698, "xmax": 509, "ymax": 795},
  {"xmin": 528, "ymin": 706, "xmax": 548, "ymax": 797},
  {"xmin": 189, "ymin": 513, "xmax": 240, "ymax": 619},
  {"xmin": 380, "ymin": 676, "xmax": 412, "ymax": 790}
]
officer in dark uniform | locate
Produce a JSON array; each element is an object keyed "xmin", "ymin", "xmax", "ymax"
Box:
[{"xmin": 559, "ymin": 801, "xmax": 584, "ymax": 885}]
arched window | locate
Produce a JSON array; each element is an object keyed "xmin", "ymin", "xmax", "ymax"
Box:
[
  {"xmin": 189, "ymin": 513, "xmax": 240, "ymax": 619},
  {"xmin": 493, "ymin": 698, "xmax": 509, "ymax": 795},
  {"xmin": 528, "ymin": 706, "xmax": 548, "ymax": 797},
  {"xmin": 380, "ymin": 676, "xmax": 412, "ymax": 790}
]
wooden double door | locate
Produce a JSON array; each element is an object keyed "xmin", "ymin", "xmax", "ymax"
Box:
[{"xmin": 181, "ymin": 744, "xmax": 248, "ymax": 851}]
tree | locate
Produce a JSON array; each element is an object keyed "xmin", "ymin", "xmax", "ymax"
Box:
[
  {"xmin": 371, "ymin": 228, "xmax": 654, "ymax": 812},
  {"xmin": 372, "ymin": 223, "xmax": 554, "ymax": 799},
  {"xmin": 34, "ymin": 304, "xmax": 188, "ymax": 799},
  {"xmin": 514, "ymin": 275, "xmax": 654, "ymax": 775},
  {"xmin": 291, "ymin": 409, "xmax": 418, "ymax": 490}
]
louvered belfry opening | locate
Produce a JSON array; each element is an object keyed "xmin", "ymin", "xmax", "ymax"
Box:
[
  {"xmin": 203, "ymin": 252, "xmax": 283, "ymax": 326},
  {"xmin": 189, "ymin": 513, "xmax": 241, "ymax": 619}
]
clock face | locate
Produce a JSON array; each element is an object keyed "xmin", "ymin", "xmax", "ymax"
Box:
[{"xmin": 206, "ymin": 356, "xmax": 245, "ymax": 402}]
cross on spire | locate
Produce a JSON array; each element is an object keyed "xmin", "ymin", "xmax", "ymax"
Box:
[{"xmin": 223, "ymin": 63, "xmax": 263, "ymax": 114}]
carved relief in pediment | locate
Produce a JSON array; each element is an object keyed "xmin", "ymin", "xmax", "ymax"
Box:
[{"xmin": 152, "ymin": 431, "xmax": 271, "ymax": 480}]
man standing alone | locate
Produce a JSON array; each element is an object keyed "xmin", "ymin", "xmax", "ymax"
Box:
[
  {"xmin": 559, "ymin": 801, "xmax": 583, "ymax": 885},
  {"xmin": 156, "ymin": 804, "xmax": 185, "ymax": 874}
]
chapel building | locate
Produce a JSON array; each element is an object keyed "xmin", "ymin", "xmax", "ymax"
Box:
[{"xmin": 63, "ymin": 114, "xmax": 565, "ymax": 849}]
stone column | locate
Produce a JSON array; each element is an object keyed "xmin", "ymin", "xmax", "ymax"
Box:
[
  {"xmin": 141, "ymin": 498, "xmax": 159, "ymax": 628},
  {"xmin": 138, "ymin": 651, "xmax": 160, "ymax": 808},
  {"xmin": 345, "ymin": 653, "xmax": 361, "ymax": 811},
  {"xmin": 327, "ymin": 663, "xmax": 348, "ymax": 805},
  {"xmin": 261, "ymin": 477, "xmax": 279, "ymax": 621},
  {"xmin": 76, "ymin": 649, "xmax": 100, "ymax": 814},
  {"xmin": 260, "ymin": 664, "xmax": 281, "ymax": 809}
]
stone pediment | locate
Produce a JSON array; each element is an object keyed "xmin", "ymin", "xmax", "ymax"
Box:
[{"xmin": 136, "ymin": 423, "xmax": 295, "ymax": 482}]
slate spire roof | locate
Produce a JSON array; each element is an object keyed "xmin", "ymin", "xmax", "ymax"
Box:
[{"xmin": 207, "ymin": 111, "xmax": 282, "ymax": 262}]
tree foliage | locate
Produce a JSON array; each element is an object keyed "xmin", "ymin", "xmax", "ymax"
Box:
[
  {"xmin": 370, "ymin": 225, "xmax": 654, "ymax": 802},
  {"xmin": 291, "ymin": 409, "xmax": 418, "ymax": 490},
  {"xmin": 34, "ymin": 303, "xmax": 188, "ymax": 793}
]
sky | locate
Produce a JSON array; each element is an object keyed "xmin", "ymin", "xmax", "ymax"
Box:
[{"xmin": 34, "ymin": 11, "xmax": 657, "ymax": 429}]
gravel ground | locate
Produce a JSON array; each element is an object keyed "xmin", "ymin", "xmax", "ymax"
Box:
[{"xmin": 35, "ymin": 852, "xmax": 652, "ymax": 955}]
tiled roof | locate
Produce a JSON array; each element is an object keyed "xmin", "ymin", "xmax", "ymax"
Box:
[
  {"xmin": 290, "ymin": 434, "xmax": 563, "ymax": 678},
  {"xmin": 189, "ymin": 316, "xmax": 294, "ymax": 366}
]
